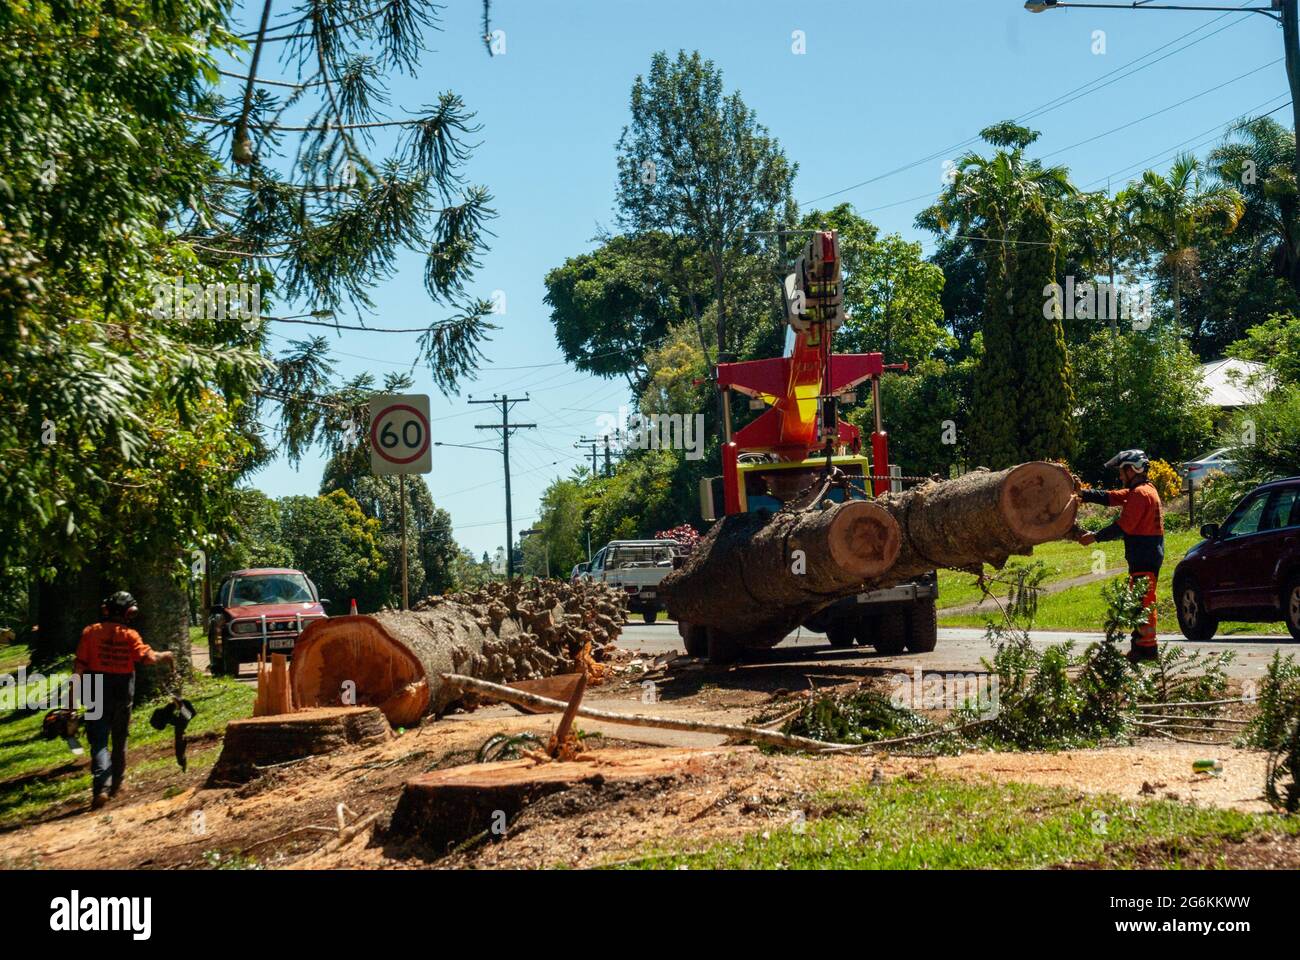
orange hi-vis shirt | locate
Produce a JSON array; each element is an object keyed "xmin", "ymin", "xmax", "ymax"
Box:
[
  {"xmin": 75, "ymin": 622, "xmax": 152, "ymax": 675},
  {"xmin": 1102, "ymin": 482, "xmax": 1165, "ymax": 537}
]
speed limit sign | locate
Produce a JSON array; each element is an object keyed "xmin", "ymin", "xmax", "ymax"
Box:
[{"xmin": 368, "ymin": 394, "xmax": 432, "ymax": 475}]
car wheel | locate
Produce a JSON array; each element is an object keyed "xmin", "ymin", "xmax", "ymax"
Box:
[
  {"xmin": 1175, "ymin": 578, "xmax": 1218, "ymax": 642},
  {"xmin": 642, "ymin": 608, "xmax": 658, "ymax": 625},
  {"xmin": 221, "ymin": 643, "xmax": 241, "ymax": 678},
  {"xmin": 904, "ymin": 598, "xmax": 938, "ymax": 653},
  {"xmin": 1285, "ymin": 576, "xmax": 1300, "ymax": 642},
  {"xmin": 825, "ymin": 622, "xmax": 855, "ymax": 648},
  {"xmin": 872, "ymin": 609, "xmax": 908, "ymax": 655}
]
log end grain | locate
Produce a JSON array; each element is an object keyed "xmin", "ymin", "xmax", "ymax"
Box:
[
  {"xmin": 999, "ymin": 461, "xmax": 1079, "ymax": 543},
  {"xmin": 829, "ymin": 499, "xmax": 902, "ymax": 579},
  {"xmin": 207, "ymin": 706, "xmax": 391, "ymax": 786},
  {"xmin": 387, "ymin": 747, "xmax": 728, "ymax": 851},
  {"xmin": 291, "ymin": 615, "xmax": 430, "ymax": 728}
]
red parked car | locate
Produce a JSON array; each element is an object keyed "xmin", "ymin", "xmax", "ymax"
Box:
[
  {"xmin": 207, "ymin": 568, "xmax": 330, "ymax": 676},
  {"xmin": 1173, "ymin": 477, "xmax": 1300, "ymax": 642}
]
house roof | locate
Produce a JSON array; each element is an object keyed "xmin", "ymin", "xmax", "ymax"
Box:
[{"xmin": 1197, "ymin": 358, "xmax": 1273, "ymax": 408}]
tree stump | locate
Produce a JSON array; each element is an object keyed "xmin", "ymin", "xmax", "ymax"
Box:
[
  {"xmin": 207, "ymin": 706, "xmax": 390, "ymax": 785},
  {"xmin": 387, "ymin": 747, "xmax": 727, "ymax": 852}
]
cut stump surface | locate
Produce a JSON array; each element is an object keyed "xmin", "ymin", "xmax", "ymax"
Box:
[
  {"xmin": 207, "ymin": 706, "xmax": 391, "ymax": 785},
  {"xmin": 388, "ymin": 747, "xmax": 731, "ymax": 851}
]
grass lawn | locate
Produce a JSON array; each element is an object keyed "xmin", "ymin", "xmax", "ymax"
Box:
[
  {"xmin": 938, "ymin": 530, "xmax": 1288, "ymax": 636},
  {"xmin": 0, "ymin": 670, "xmax": 253, "ymax": 826},
  {"xmin": 617, "ymin": 776, "xmax": 1300, "ymax": 869}
]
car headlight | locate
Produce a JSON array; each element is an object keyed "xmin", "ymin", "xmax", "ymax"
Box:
[{"xmin": 229, "ymin": 620, "xmax": 260, "ymax": 635}]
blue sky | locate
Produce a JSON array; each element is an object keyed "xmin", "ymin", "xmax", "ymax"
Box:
[{"xmin": 236, "ymin": 0, "xmax": 1288, "ymax": 557}]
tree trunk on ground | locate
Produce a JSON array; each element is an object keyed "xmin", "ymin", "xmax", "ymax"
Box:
[
  {"xmin": 291, "ymin": 580, "xmax": 628, "ymax": 724},
  {"xmin": 661, "ymin": 461, "xmax": 1077, "ymax": 641},
  {"xmin": 659, "ymin": 499, "xmax": 901, "ymax": 641}
]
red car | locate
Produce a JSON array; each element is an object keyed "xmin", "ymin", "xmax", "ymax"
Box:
[
  {"xmin": 207, "ymin": 568, "xmax": 329, "ymax": 676},
  {"xmin": 1173, "ymin": 477, "xmax": 1300, "ymax": 642}
]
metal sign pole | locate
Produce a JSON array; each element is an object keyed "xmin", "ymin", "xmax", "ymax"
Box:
[{"xmin": 399, "ymin": 472, "xmax": 409, "ymax": 610}]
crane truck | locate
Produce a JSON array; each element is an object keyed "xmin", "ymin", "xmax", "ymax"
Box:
[{"xmin": 679, "ymin": 229, "xmax": 938, "ymax": 661}]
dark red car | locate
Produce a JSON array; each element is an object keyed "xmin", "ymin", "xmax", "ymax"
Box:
[
  {"xmin": 207, "ymin": 568, "xmax": 329, "ymax": 675},
  {"xmin": 1173, "ymin": 477, "xmax": 1300, "ymax": 642}
]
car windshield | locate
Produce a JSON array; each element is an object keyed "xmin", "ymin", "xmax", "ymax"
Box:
[
  {"xmin": 229, "ymin": 574, "xmax": 314, "ymax": 606},
  {"xmin": 607, "ymin": 545, "xmax": 676, "ymax": 568}
]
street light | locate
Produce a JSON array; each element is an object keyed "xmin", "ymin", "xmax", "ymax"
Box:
[{"xmin": 1025, "ymin": 1, "xmax": 1279, "ymax": 16}]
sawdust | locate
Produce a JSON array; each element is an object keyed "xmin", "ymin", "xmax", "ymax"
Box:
[{"xmin": 0, "ymin": 662, "xmax": 1286, "ymax": 870}]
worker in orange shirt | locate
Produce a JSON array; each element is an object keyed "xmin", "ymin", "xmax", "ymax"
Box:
[
  {"xmin": 1073, "ymin": 450, "xmax": 1165, "ymax": 663},
  {"xmin": 74, "ymin": 591, "xmax": 174, "ymax": 809}
]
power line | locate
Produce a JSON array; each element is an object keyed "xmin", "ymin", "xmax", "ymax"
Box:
[{"xmin": 797, "ymin": 1, "xmax": 1259, "ymax": 208}]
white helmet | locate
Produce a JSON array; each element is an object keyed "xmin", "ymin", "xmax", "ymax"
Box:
[{"xmin": 1104, "ymin": 448, "xmax": 1149, "ymax": 472}]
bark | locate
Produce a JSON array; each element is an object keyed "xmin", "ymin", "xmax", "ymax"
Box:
[
  {"xmin": 132, "ymin": 540, "xmax": 192, "ymax": 699},
  {"xmin": 291, "ymin": 580, "xmax": 629, "ymax": 725},
  {"xmin": 659, "ymin": 499, "xmax": 901, "ymax": 641},
  {"xmin": 661, "ymin": 461, "xmax": 1077, "ymax": 641}
]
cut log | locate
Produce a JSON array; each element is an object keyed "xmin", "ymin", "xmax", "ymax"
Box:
[
  {"xmin": 207, "ymin": 706, "xmax": 390, "ymax": 785},
  {"xmin": 388, "ymin": 747, "xmax": 729, "ymax": 851},
  {"xmin": 291, "ymin": 580, "xmax": 631, "ymax": 725},
  {"xmin": 874, "ymin": 461, "xmax": 1079, "ymax": 582},
  {"xmin": 658, "ymin": 498, "xmax": 901, "ymax": 642},
  {"xmin": 661, "ymin": 460, "xmax": 1077, "ymax": 640}
]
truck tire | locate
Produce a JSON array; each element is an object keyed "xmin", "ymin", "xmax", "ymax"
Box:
[
  {"xmin": 707, "ymin": 627, "xmax": 743, "ymax": 665},
  {"xmin": 679, "ymin": 620, "xmax": 708, "ymax": 658},
  {"xmin": 825, "ymin": 622, "xmax": 855, "ymax": 648},
  {"xmin": 904, "ymin": 598, "xmax": 938, "ymax": 653},
  {"xmin": 872, "ymin": 609, "xmax": 908, "ymax": 656},
  {"xmin": 643, "ymin": 607, "xmax": 659, "ymax": 625},
  {"xmin": 207, "ymin": 636, "xmax": 227, "ymax": 676}
]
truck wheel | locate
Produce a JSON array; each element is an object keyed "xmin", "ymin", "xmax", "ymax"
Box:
[
  {"xmin": 707, "ymin": 627, "xmax": 743, "ymax": 665},
  {"xmin": 825, "ymin": 622, "xmax": 855, "ymax": 648},
  {"xmin": 679, "ymin": 621, "xmax": 708, "ymax": 658},
  {"xmin": 1283, "ymin": 576, "xmax": 1300, "ymax": 642},
  {"xmin": 643, "ymin": 607, "xmax": 659, "ymax": 625},
  {"xmin": 904, "ymin": 598, "xmax": 938, "ymax": 653},
  {"xmin": 221, "ymin": 643, "xmax": 241, "ymax": 678},
  {"xmin": 207, "ymin": 637, "xmax": 226, "ymax": 676},
  {"xmin": 1175, "ymin": 578, "xmax": 1218, "ymax": 642},
  {"xmin": 853, "ymin": 613, "xmax": 879, "ymax": 647},
  {"xmin": 872, "ymin": 609, "xmax": 908, "ymax": 655}
]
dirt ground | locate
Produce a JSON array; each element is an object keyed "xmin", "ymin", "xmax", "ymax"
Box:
[{"xmin": 0, "ymin": 651, "xmax": 1289, "ymax": 870}]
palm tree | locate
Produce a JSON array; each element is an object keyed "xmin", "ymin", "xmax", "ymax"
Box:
[
  {"xmin": 1209, "ymin": 116, "xmax": 1300, "ymax": 297},
  {"xmin": 1067, "ymin": 188, "xmax": 1140, "ymax": 337},
  {"xmin": 1128, "ymin": 154, "xmax": 1245, "ymax": 332}
]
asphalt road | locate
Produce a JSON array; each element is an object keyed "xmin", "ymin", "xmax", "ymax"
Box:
[{"xmin": 618, "ymin": 620, "xmax": 1297, "ymax": 681}]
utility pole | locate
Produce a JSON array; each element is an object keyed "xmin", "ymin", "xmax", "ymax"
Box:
[
  {"xmin": 574, "ymin": 439, "xmax": 599, "ymax": 478},
  {"xmin": 577, "ymin": 434, "xmax": 619, "ymax": 477},
  {"xmin": 471, "ymin": 395, "xmax": 535, "ymax": 579}
]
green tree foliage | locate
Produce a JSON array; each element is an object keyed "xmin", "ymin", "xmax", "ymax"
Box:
[
  {"xmin": 858, "ymin": 354, "xmax": 980, "ymax": 478},
  {"xmin": 924, "ymin": 123, "xmax": 1076, "ymax": 467},
  {"xmin": 1128, "ymin": 154, "xmax": 1244, "ymax": 339},
  {"xmin": 615, "ymin": 50, "xmax": 795, "ymax": 364},
  {"xmin": 543, "ymin": 232, "xmax": 705, "ymax": 393},
  {"xmin": 277, "ymin": 490, "xmax": 386, "ymax": 611},
  {"xmin": 521, "ymin": 478, "xmax": 587, "ymax": 579},
  {"xmin": 1227, "ymin": 311, "xmax": 1300, "ymax": 385},
  {"xmin": 209, "ymin": 489, "xmax": 294, "ymax": 582},
  {"xmin": 1071, "ymin": 326, "xmax": 1214, "ymax": 483},
  {"xmin": 798, "ymin": 204, "xmax": 949, "ymax": 367}
]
